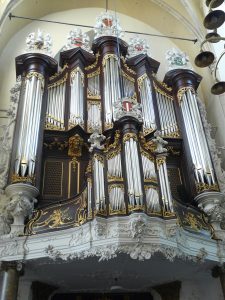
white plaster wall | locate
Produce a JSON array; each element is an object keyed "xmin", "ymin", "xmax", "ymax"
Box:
[
  {"xmin": 200, "ymin": 1, "xmax": 225, "ymax": 169},
  {"xmin": 0, "ymin": 7, "xmax": 185, "ymax": 111},
  {"xmin": 180, "ymin": 277, "xmax": 224, "ymax": 300}
]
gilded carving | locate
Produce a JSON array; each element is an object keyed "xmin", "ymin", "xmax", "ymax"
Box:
[
  {"xmin": 68, "ymin": 135, "xmax": 84, "ymax": 157},
  {"xmin": 140, "ymin": 147, "xmax": 154, "ymax": 161},
  {"xmin": 183, "ymin": 212, "xmax": 205, "ymax": 231},
  {"xmin": 11, "ymin": 174, "xmax": 35, "ymax": 185},
  {"xmin": 26, "ymin": 71, "xmax": 44, "ymax": 81},
  {"xmin": 70, "ymin": 67, "xmax": 84, "ymax": 85},
  {"xmin": 156, "ymin": 157, "xmax": 166, "ymax": 169},
  {"xmin": 108, "ymin": 175, "xmax": 123, "ymax": 182},
  {"xmin": 93, "ymin": 154, "xmax": 104, "ymax": 164},
  {"xmin": 196, "ymin": 183, "xmax": 219, "ymax": 194},
  {"xmin": 85, "ymin": 52, "xmax": 100, "ymax": 71},
  {"xmin": 123, "ymin": 132, "xmax": 138, "ymax": 143},
  {"xmin": 137, "ymin": 74, "xmax": 148, "ymax": 89},
  {"xmin": 75, "ymin": 189, "xmax": 87, "ymax": 226},
  {"xmin": 87, "ymin": 68, "xmax": 100, "ymax": 78},
  {"xmin": 44, "ymin": 140, "xmax": 68, "ymax": 151},
  {"xmin": 48, "ymin": 73, "xmax": 68, "ymax": 88},
  {"xmin": 45, "ymin": 122, "xmax": 65, "ymax": 131},
  {"xmin": 177, "ymin": 86, "xmax": 195, "ymax": 103},
  {"xmin": 120, "ymin": 56, "xmax": 136, "ymax": 75},
  {"xmin": 49, "ymin": 64, "xmax": 68, "ymax": 81},
  {"xmin": 87, "ymin": 89, "xmax": 101, "ymax": 99},
  {"xmin": 35, "ymin": 208, "xmax": 73, "ymax": 229},
  {"xmin": 102, "ymin": 53, "xmax": 118, "ymax": 67},
  {"xmin": 121, "ymin": 70, "xmax": 135, "ymax": 83}
]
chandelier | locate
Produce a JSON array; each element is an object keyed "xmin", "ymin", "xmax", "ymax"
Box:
[{"xmin": 195, "ymin": 0, "xmax": 225, "ymax": 95}]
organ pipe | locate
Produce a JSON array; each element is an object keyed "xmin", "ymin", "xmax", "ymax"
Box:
[
  {"xmin": 93, "ymin": 155, "xmax": 106, "ymax": 212},
  {"xmin": 138, "ymin": 75, "xmax": 156, "ymax": 134},
  {"xmin": 87, "ymin": 101, "xmax": 102, "ymax": 132},
  {"xmin": 145, "ymin": 187, "xmax": 160, "ymax": 213},
  {"xmin": 179, "ymin": 88, "xmax": 216, "ymax": 187},
  {"xmin": 69, "ymin": 67, "xmax": 84, "ymax": 128},
  {"xmin": 14, "ymin": 72, "xmax": 44, "ymax": 179},
  {"xmin": 46, "ymin": 80, "xmax": 66, "ymax": 130},
  {"xmin": 156, "ymin": 91, "xmax": 179, "ymax": 137},
  {"xmin": 107, "ymin": 153, "xmax": 122, "ymax": 178},
  {"xmin": 103, "ymin": 55, "xmax": 121, "ymax": 128},
  {"xmin": 124, "ymin": 135, "xmax": 143, "ymax": 207},
  {"xmin": 156, "ymin": 157, "xmax": 174, "ymax": 213},
  {"xmin": 109, "ymin": 185, "xmax": 125, "ymax": 211}
]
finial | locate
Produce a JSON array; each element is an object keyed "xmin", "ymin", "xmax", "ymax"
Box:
[
  {"xmin": 166, "ymin": 48, "xmax": 192, "ymax": 71},
  {"xmin": 62, "ymin": 28, "xmax": 92, "ymax": 53},
  {"xmin": 25, "ymin": 29, "xmax": 53, "ymax": 56},
  {"xmin": 94, "ymin": 11, "xmax": 123, "ymax": 39},
  {"xmin": 127, "ymin": 35, "xmax": 150, "ymax": 58}
]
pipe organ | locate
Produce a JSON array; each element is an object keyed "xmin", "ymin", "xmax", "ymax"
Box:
[{"xmin": 9, "ymin": 19, "xmax": 222, "ymax": 234}]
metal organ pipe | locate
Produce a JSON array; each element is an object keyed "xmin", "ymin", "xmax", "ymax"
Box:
[
  {"xmin": 103, "ymin": 56, "xmax": 121, "ymax": 127},
  {"xmin": 70, "ymin": 68, "xmax": 84, "ymax": 128},
  {"xmin": 156, "ymin": 91, "xmax": 178, "ymax": 137},
  {"xmin": 15, "ymin": 73, "xmax": 44, "ymax": 178},
  {"xmin": 87, "ymin": 101, "xmax": 102, "ymax": 132},
  {"xmin": 157, "ymin": 158, "xmax": 174, "ymax": 213},
  {"xmin": 124, "ymin": 137, "xmax": 143, "ymax": 207},
  {"xmin": 109, "ymin": 186, "xmax": 125, "ymax": 211},
  {"xmin": 180, "ymin": 89, "xmax": 216, "ymax": 186},
  {"xmin": 93, "ymin": 156, "xmax": 105, "ymax": 212},
  {"xmin": 139, "ymin": 76, "xmax": 156, "ymax": 134},
  {"xmin": 141, "ymin": 154, "xmax": 156, "ymax": 179},
  {"xmin": 46, "ymin": 79, "xmax": 66, "ymax": 130},
  {"xmin": 145, "ymin": 188, "xmax": 160, "ymax": 212},
  {"xmin": 107, "ymin": 153, "xmax": 122, "ymax": 178}
]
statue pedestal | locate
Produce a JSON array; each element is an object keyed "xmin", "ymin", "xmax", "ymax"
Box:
[
  {"xmin": 195, "ymin": 191, "xmax": 225, "ymax": 240},
  {"xmin": 5, "ymin": 183, "xmax": 39, "ymax": 236}
]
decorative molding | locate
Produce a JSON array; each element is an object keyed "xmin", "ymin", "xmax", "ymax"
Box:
[{"xmin": 0, "ymin": 214, "xmax": 222, "ymax": 264}]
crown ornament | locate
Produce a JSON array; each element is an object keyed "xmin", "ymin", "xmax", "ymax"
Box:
[
  {"xmin": 25, "ymin": 29, "xmax": 53, "ymax": 56},
  {"xmin": 94, "ymin": 11, "xmax": 123, "ymax": 39},
  {"xmin": 127, "ymin": 36, "xmax": 150, "ymax": 58},
  {"xmin": 63, "ymin": 28, "xmax": 92, "ymax": 53},
  {"xmin": 166, "ymin": 48, "xmax": 192, "ymax": 70}
]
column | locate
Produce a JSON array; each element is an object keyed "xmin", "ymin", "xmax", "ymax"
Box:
[{"xmin": 0, "ymin": 261, "xmax": 23, "ymax": 300}]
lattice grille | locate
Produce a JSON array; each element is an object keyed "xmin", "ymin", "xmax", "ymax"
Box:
[
  {"xmin": 167, "ymin": 167, "xmax": 182, "ymax": 200},
  {"xmin": 43, "ymin": 161, "xmax": 63, "ymax": 196}
]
